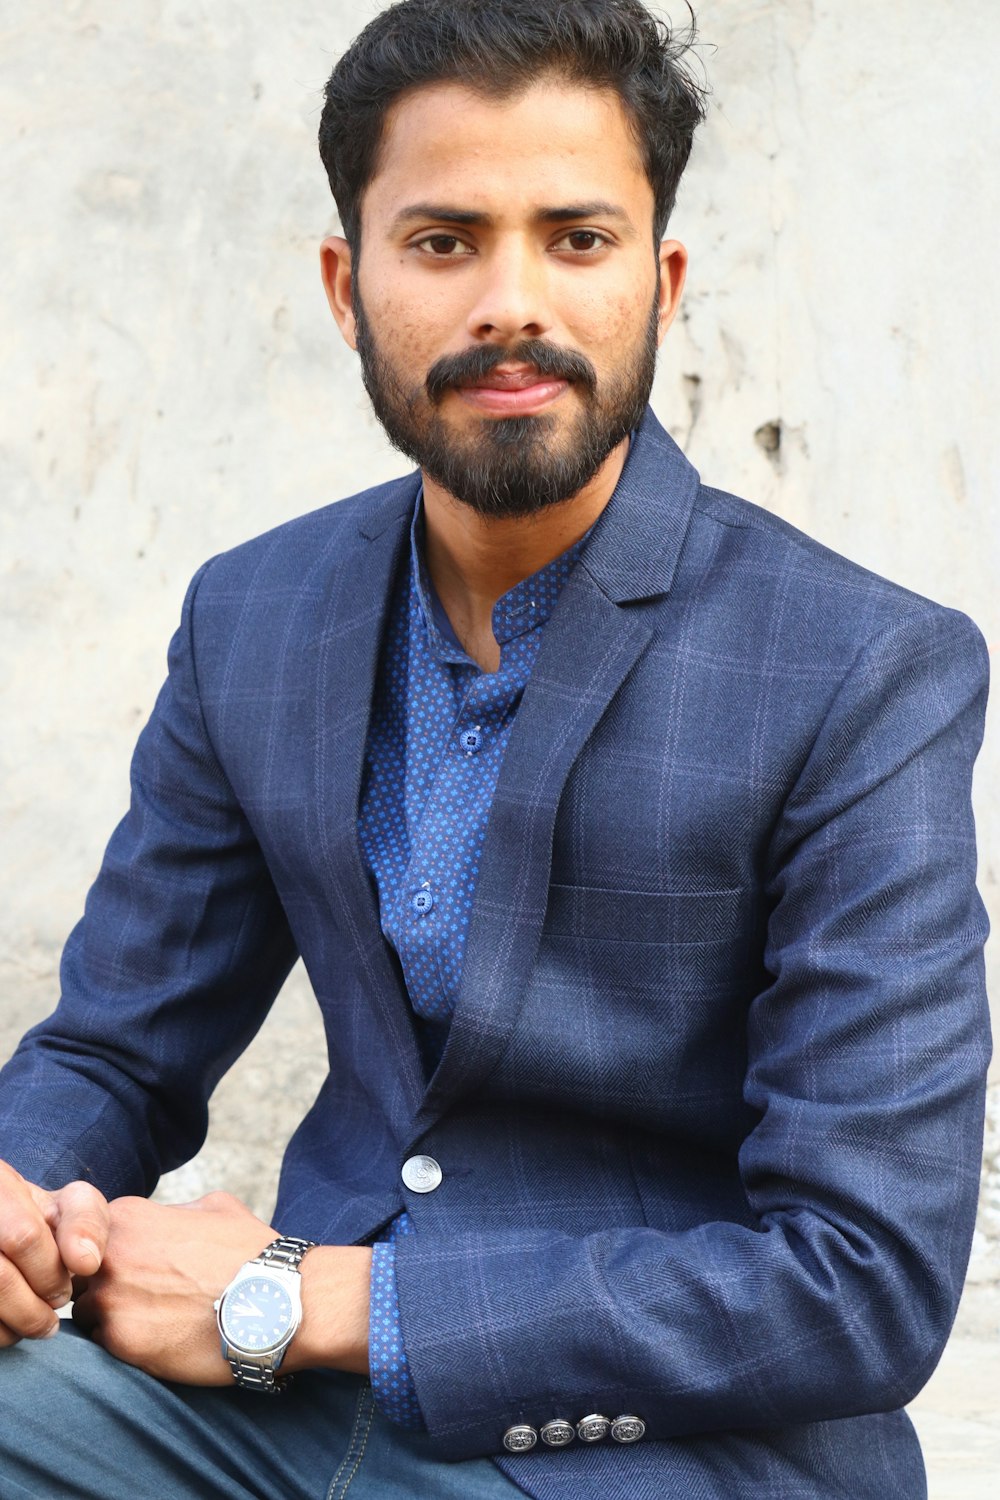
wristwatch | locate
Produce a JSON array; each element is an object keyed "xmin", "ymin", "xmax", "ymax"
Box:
[{"xmin": 215, "ymin": 1235, "xmax": 317, "ymax": 1392}]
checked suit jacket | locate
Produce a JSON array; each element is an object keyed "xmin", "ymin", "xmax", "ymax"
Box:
[{"xmin": 0, "ymin": 408, "xmax": 991, "ymax": 1499}]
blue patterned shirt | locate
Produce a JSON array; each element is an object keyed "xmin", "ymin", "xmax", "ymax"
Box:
[{"xmin": 359, "ymin": 495, "xmax": 589, "ymax": 1428}]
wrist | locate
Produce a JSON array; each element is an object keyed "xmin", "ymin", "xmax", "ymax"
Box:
[{"xmin": 281, "ymin": 1245, "xmax": 372, "ymax": 1376}]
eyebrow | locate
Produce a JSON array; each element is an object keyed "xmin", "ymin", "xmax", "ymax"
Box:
[{"xmin": 390, "ymin": 200, "xmax": 634, "ymax": 232}]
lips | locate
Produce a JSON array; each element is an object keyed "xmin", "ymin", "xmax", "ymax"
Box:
[
  {"xmin": 456, "ymin": 377, "xmax": 569, "ymax": 416},
  {"xmin": 460, "ymin": 364, "xmax": 568, "ymax": 392},
  {"xmin": 454, "ymin": 363, "xmax": 571, "ymax": 416}
]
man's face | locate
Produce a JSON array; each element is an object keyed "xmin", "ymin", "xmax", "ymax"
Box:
[{"xmin": 323, "ymin": 77, "xmax": 685, "ymax": 518}]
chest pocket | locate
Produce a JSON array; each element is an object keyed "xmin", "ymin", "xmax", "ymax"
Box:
[
  {"xmin": 505, "ymin": 883, "xmax": 758, "ymax": 1138},
  {"xmin": 544, "ymin": 882, "xmax": 747, "ymax": 946}
]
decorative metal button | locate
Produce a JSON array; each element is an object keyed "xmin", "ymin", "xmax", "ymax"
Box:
[
  {"xmin": 503, "ymin": 1424, "xmax": 538, "ymax": 1453},
  {"xmin": 401, "ymin": 1154, "xmax": 442, "ymax": 1193},
  {"xmin": 412, "ymin": 888, "xmax": 434, "ymax": 915},
  {"xmin": 460, "ymin": 728, "xmax": 483, "ymax": 753},
  {"xmin": 576, "ymin": 1413, "xmax": 611, "ymax": 1443},
  {"xmin": 540, "ymin": 1418, "xmax": 576, "ymax": 1448},
  {"xmin": 611, "ymin": 1415, "xmax": 646, "ymax": 1444}
]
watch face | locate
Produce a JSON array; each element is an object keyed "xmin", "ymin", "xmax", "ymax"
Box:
[{"xmin": 220, "ymin": 1275, "xmax": 295, "ymax": 1354}]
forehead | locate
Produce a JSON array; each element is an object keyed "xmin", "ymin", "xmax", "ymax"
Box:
[{"xmin": 363, "ymin": 77, "xmax": 653, "ymax": 229}]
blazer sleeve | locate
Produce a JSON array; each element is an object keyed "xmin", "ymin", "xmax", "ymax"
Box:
[
  {"xmin": 0, "ymin": 562, "xmax": 298, "ymax": 1197},
  {"xmin": 391, "ymin": 602, "xmax": 992, "ymax": 1460}
]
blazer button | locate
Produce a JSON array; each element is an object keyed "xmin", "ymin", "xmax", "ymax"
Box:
[
  {"xmin": 576, "ymin": 1414, "xmax": 611, "ymax": 1443},
  {"xmin": 401, "ymin": 1155, "xmax": 442, "ymax": 1193},
  {"xmin": 503, "ymin": 1424, "xmax": 538, "ymax": 1453},
  {"xmin": 540, "ymin": 1419, "xmax": 576, "ymax": 1448},
  {"xmin": 611, "ymin": 1415, "xmax": 646, "ymax": 1444}
]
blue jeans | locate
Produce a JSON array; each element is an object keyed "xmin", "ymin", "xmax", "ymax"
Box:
[{"xmin": 0, "ymin": 1323, "xmax": 523, "ymax": 1499}]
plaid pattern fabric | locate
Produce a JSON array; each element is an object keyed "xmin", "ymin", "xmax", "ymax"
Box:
[{"xmin": 0, "ymin": 410, "xmax": 989, "ymax": 1499}]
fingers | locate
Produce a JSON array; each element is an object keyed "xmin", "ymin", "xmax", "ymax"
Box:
[
  {"xmin": 27, "ymin": 1181, "xmax": 60, "ymax": 1230},
  {"xmin": 50, "ymin": 1181, "xmax": 110, "ymax": 1277},
  {"xmin": 0, "ymin": 1163, "xmax": 71, "ymax": 1337},
  {"xmin": 0, "ymin": 1254, "xmax": 61, "ymax": 1343},
  {"xmin": 0, "ymin": 1313, "xmax": 56, "ymax": 1349}
]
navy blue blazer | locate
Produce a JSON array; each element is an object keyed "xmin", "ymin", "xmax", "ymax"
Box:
[{"xmin": 0, "ymin": 410, "xmax": 991, "ymax": 1498}]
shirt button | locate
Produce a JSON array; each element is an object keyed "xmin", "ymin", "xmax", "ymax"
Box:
[
  {"xmin": 401, "ymin": 1155, "xmax": 442, "ymax": 1193},
  {"xmin": 460, "ymin": 728, "xmax": 483, "ymax": 754},
  {"xmin": 412, "ymin": 888, "xmax": 434, "ymax": 915}
]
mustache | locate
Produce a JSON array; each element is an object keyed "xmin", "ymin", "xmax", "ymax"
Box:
[{"xmin": 425, "ymin": 340, "xmax": 598, "ymax": 406}]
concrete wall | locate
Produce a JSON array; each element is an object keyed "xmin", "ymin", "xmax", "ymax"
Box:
[{"xmin": 2, "ymin": 0, "xmax": 997, "ymax": 1284}]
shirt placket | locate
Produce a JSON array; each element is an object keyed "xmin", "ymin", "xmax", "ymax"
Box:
[{"xmin": 396, "ymin": 662, "xmax": 519, "ymax": 1023}]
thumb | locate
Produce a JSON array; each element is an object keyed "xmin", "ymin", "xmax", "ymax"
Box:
[{"xmin": 50, "ymin": 1180, "xmax": 111, "ymax": 1276}]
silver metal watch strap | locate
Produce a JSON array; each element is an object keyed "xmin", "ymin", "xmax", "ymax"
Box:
[
  {"xmin": 224, "ymin": 1235, "xmax": 317, "ymax": 1393},
  {"xmin": 226, "ymin": 1351, "xmax": 284, "ymax": 1392},
  {"xmin": 254, "ymin": 1235, "xmax": 316, "ymax": 1271}
]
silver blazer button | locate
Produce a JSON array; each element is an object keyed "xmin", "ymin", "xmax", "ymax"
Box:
[
  {"xmin": 503, "ymin": 1424, "xmax": 538, "ymax": 1453},
  {"xmin": 401, "ymin": 1154, "xmax": 442, "ymax": 1193},
  {"xmin": 611, "ymin": 1415, "xmax": 646, "ymax": 1444},
  {"xmin": 540, "ymin": 1418, "xmax": 576, "ymax": 1447},
  {"xmin": 576, "ymin": 1414, "xmax": 611, "ymax": 1443}
]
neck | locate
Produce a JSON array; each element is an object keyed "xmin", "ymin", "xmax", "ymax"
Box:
[{"xmin": 421, "ymin": 436, "xmax": 629, "ymax": 671}]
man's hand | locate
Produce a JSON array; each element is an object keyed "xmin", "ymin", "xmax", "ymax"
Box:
[
  {"xmin": 71, "ymin": 1192, "xmax": 276, "ymax": 1384},
  {"xmin": 0, "ymin": 1159, "xmax": 109, "ymax": 1347},
  {"xmin": 70, "ymin": 1192, "xmax": 372, "ymax": 1385}
]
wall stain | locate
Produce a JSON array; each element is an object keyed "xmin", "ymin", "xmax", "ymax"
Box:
[
  {"xmin": 681, "ymin": 372, "xmax": 703, "ymax": 451},
  {"xmin": 755, "ymin": 419, "xmax": 782, "ymax": 463}
]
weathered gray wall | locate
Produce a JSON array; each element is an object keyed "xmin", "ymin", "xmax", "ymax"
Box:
[{"xmin": 2, "ymin": 0, "xmax": 997, "ymax": 1280}]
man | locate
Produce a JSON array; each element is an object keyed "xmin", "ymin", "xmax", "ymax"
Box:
[{"xmin": 0, "ymin": 0, "xmax": 990, "ymax": 1496}]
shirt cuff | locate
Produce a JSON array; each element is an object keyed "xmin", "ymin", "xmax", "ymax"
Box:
[{"xmin": 369, "ymin": 1238, "xmax": 425, "ymax": 1430}]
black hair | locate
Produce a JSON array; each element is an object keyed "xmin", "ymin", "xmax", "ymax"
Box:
[{"xmin": 318, "ymin": 0, "xmax": 707, "ymax": 249}]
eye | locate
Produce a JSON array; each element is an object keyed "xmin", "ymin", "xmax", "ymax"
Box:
[
  {"xmin": 552, "ymin": 229, "xmax": 610, "ymax": 254},
  {"xmin": 414, "ymin": 234, "xmax": 475, "ymax": 257}
]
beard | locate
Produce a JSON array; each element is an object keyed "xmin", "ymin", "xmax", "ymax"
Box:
[{"xmin": 352, "ymin": 282, "xmax": 659, "ymax": 520}]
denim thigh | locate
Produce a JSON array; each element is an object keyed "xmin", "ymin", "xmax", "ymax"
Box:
[{"xmin": 0, "ymin": 1323, "xmax": 522, "ymax": 1500}]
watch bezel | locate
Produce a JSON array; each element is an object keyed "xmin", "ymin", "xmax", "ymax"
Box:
[{"xmin": 216, "ymin": 1263, "xmax": 304, "ymax": 1362}]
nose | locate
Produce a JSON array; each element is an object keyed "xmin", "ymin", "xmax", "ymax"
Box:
[{"xmin": 465, "ymin": 236, "xmax": 553, "ymax": 344}]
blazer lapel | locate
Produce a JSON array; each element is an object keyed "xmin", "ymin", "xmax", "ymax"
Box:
[
  {"xmin": 412, "ymin": 409, "xmax": 701, "ymax": 1132},
  {"xmin": 312, "ymin": 473, "xmax": 427, "ymax": 1123}
]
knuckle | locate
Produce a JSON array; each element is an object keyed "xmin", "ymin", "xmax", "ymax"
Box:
[
  {"xmin": 62, "ymin": 1181, "xmax": 110, "ymax": 1218},
  {"xmin": 96, "ymin": 1319, "xmax": 128, "ymax": 1362},
  {"xmin": 59, "ymin": 1179, "xmax": 99, "ymax": 1208},
  {"xmin": 22, "ymin": 1307, "xmax": 56, "ymax": 1340},
  {"xmin": 108, "ymin": 1193, "xmax": 140, "ymax": 1213},
  {"xmin": 85, "ymin": 1287, "xmax": 110, "ymax": 1320},
  {"xmin": 201, "ymin": 1190, "xmax": 237, "ymax": 1211},
  {"xmin": 0, "ymin": 1217, "xmax": 43, "ymax": 1259}
]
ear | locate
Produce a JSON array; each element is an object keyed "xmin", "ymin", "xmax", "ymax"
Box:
[
  {"xmin": 319, "ymin": 235, "xmax": 357, "ymax": 349},
  {"xmin": 655, "ymin": 238, "xmax": 688, "ymax": 345}
]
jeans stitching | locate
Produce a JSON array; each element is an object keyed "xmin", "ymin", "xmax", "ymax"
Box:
[
  {"xmin": 329, "ymin": 1387, "xmax": 375, "ymax": 1499},
  {"xmin": 325, "ymin": 1383, "xmax": 369, "ymax": 1500}
]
